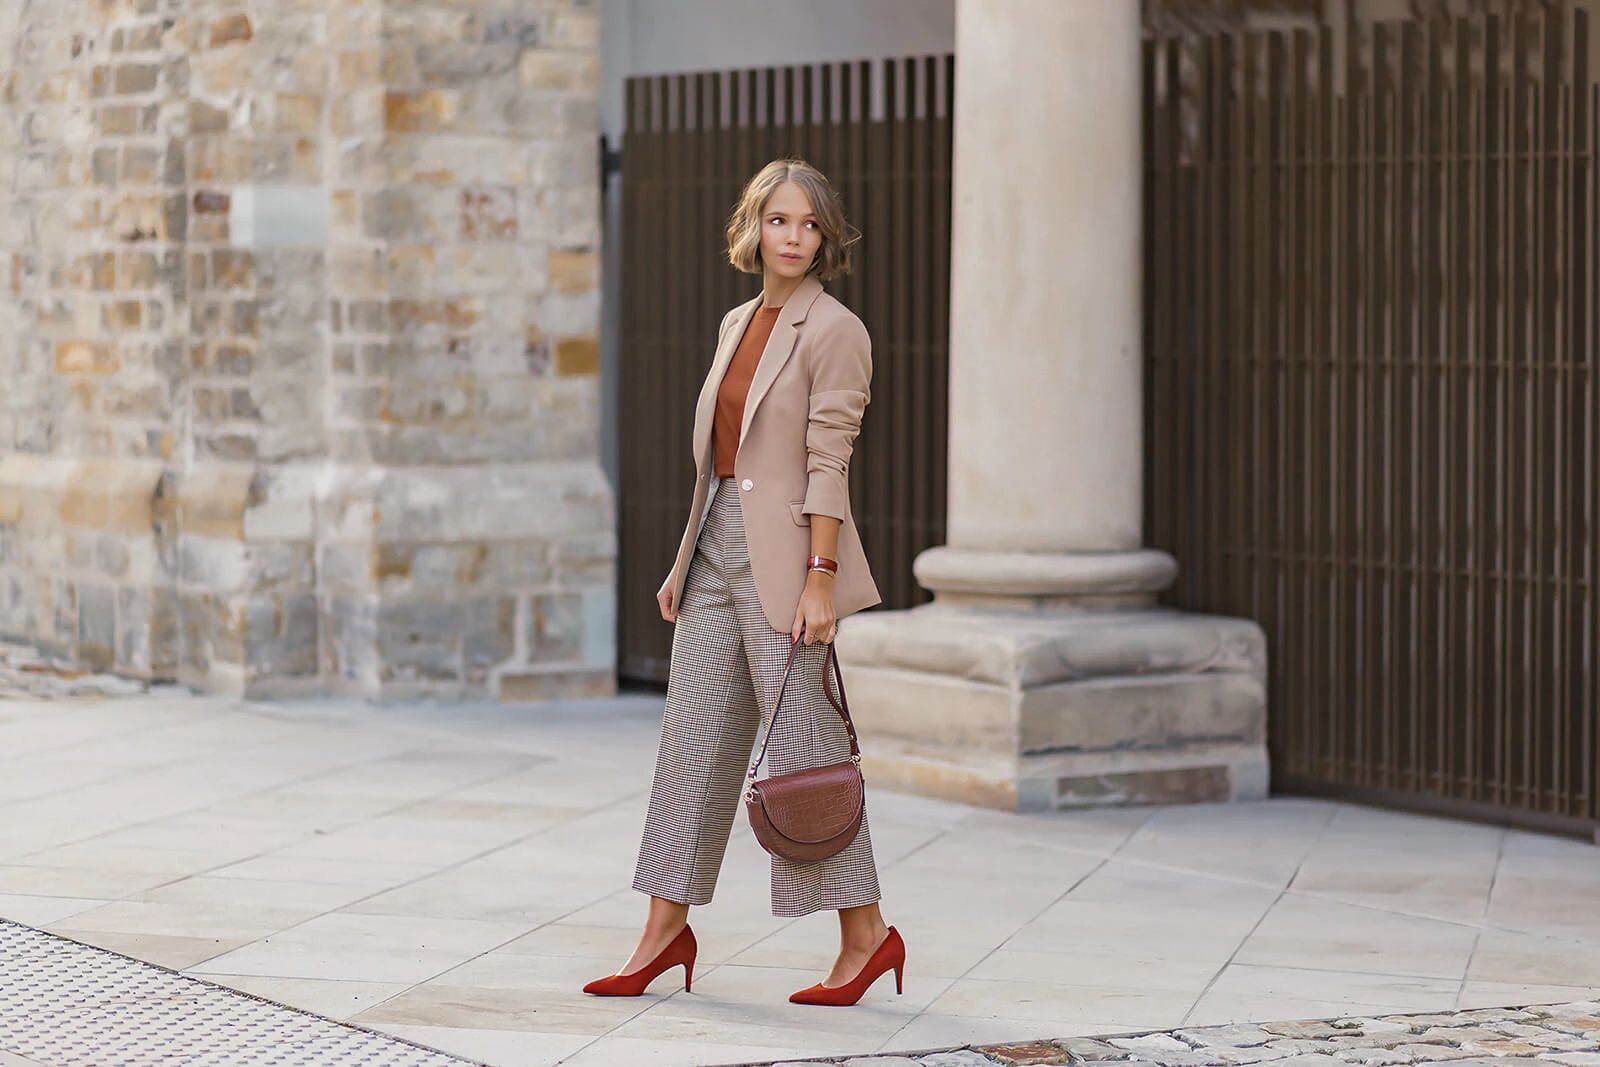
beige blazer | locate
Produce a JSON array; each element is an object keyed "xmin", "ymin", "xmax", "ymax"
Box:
[{"xmin": 666, "ymin": 275, "xmax": 882, "ymax": 633}]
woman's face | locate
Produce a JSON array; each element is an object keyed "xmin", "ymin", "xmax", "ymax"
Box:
[{"xmin": 758, "ymin": 180, "xmax": 823, "ymax": 281}]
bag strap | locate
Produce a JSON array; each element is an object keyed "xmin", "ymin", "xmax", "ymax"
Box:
[{"xmin": 745, "ymin": 638, "xmax": 861, "ymax": 790}]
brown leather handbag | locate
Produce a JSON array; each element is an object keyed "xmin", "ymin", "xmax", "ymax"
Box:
[{"xmin": 743, "ymin": 640, "xmax": 865, "ymax": 863}]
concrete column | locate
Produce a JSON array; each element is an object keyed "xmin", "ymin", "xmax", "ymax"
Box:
[
  {"xmin": 839, "ymin": 0, "xmax": 1269, "ymax": 813},
  {"xmin": 917, "ymin": 0, "xmax": 1175, "ymax": 603},
  {"xmin": 946, "ymin": 0, "xmax": 1143, "ymax": 555}
]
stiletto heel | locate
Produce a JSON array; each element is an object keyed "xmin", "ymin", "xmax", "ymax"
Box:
[
  {"xmin": 583, "ymin": 926, "xmax": 697, "ymax": 997},
  {"xmin": 789, "ymin": 926, "xmax": 905, "ymax": 1006}
]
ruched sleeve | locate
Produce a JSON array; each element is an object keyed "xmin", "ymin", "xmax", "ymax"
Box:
[{"xmin": 801, "ymin": 312, "xmax": 872, "ymax": 521}]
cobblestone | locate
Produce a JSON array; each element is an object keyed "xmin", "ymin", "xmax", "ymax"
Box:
[
  {"xmin": 1178, "ymin": 1026, "xmax": 1278, "ymax": 1049},
  {"xmin": 736, "ymin": 1003, "xmax": 1600, "ymax": 1067}
]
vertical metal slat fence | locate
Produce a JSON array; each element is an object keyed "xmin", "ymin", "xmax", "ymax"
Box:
[
  {"xmin": 618, "ymin": 59, "xmax": 954, "ymax": 683},
  {"xmin": 1145, "ymin": 6, "xmax": 1600, "ymax": 830}
]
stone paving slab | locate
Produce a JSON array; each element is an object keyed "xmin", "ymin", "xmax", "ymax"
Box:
[
  {"xmin": 740, "ymin": 1003, "xmax": 1600, "ymax": 1067},
  {"xmin": 3, "ymin": 650, "xmax": 1600, "ymax": 1067}
]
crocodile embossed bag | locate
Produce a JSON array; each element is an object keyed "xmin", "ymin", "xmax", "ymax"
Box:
[{"xmin": 743, "ymin": 640, "xmax": 865, "ymax": 863}]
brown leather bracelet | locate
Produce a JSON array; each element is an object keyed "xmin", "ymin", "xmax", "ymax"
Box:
[{"xmin": 806, "ymin": 555, "xmax": 838, "ymax": 575}]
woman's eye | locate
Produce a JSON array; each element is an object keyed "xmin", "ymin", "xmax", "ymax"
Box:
[{"xmin": 804, "ymin": 221, "xmax": 819, "ymax": 230}]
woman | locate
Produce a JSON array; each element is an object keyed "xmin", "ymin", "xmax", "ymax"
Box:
[{"xmin": 583, "ymin": 159, "xmax": 904, "ymax": 1006}]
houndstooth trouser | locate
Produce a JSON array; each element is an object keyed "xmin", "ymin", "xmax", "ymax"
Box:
[{"xmin": 633, "ymin": 479, "xmax": 882, "ymax": 917}]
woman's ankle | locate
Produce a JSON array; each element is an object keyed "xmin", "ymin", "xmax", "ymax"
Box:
[
  {"xmin": 837, "ymin": 912, "xmax": 889, "ymax": 952},
  {"xmin": 642, "ymin": 898, "xmax": 690, "ymax": 941}
]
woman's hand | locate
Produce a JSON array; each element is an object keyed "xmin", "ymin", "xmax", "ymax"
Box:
[
  {"xmin": 657, "ymin": 574, "xmax": 678, "ymax": 623},
  {"xmin": 791, "ymin": 570, "xmax": 837, "ymax": 645}
]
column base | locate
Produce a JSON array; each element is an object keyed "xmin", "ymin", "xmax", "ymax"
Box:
[{"xmin": 837, "ymin": 599, "xmax": 1270, "ymax": 813}]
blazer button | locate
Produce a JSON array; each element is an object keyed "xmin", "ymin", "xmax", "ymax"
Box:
[{"xmin": 740, "ymin": 478, "xmax": 753, "ymax": 491}]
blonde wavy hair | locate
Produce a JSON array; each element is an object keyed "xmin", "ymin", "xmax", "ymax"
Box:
[{"xmin": 725, "ymin": 159, "xmax": 859, "ymax": 280}]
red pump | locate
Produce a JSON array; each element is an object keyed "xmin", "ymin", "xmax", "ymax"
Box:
[
  {"xmin": 582, "ymin": 926, "xmax": 697, "ymax": 997},
  {"xmin": 788, "ymin": 927, "xmax": 905, "ymax": 1006}
]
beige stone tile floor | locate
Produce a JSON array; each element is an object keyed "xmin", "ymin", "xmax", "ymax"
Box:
[{"xmin": 0, "ymin": 691, "xmax": 1597, "ymax": 1067}]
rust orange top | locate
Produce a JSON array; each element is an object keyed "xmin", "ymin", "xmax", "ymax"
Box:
[{"xmin": 712, "ymin": 305, "xmax": 782, "ymax": 478}]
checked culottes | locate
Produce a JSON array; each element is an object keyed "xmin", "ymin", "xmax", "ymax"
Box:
[{"xmin": 632, "ymin": 480, "xmax": 882, "ymax": 917}]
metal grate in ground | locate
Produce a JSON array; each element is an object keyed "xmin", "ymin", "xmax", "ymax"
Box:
[{"xmin": 0, "ymin": 919, "xmax": 478, "ymax": 1067}]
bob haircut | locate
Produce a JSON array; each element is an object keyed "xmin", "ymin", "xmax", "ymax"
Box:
[{"xmin": 726, "ymin": 159, "xmax": 860, "ymax": 280}]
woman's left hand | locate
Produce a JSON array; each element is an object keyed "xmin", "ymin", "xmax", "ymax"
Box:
[{"xmin": 791, "ymin": 571, "xmax": 838, "ymax": 645}]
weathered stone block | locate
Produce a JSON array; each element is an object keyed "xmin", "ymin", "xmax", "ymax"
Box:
[
  {"xmin": 498, "ymin": 667, "xmax": 612, "ymax": 703},
  {"xmin": 76, "ymin": 582, "xmax": 116, "ymax": 670},
  {"xmin": 460, "ymin": 185, "xmax": 517, "ymax": 240},
  {"xmin": 482, "ymin": 541, "xmax": 551, "ymax": 589},
  {"xmin": 554, "ymin": 335, "xmax": 598, "ymax": 376},
  {"xmin": 114, "ymin": 62, "xmax": 160, "ymax": 94},
  {"xmin": 55, "ymin": 339, "xmax": 121, "ymax": 375},
  {"xmin": 117, "ymin": 583, "xmax": 174, "ymax": 679},
  {"xmin": 384, "ymin": 89, "xmax": 459, "ymax": 132},
  {"xmin": 250, "ymin": 542, "xmax": 315, "ymax": 592},
  {"xmin": 529, "ymin": 590, "xmax": 582, "ymax": 662},
  {"xmin": 840, "ymin": 604, "xmax": 1269, "ymax": 811},
  {"xmin": 2, "ymin": 0, "xmax": 608, "ymax": 701},
  {"xmin": 377, "ymin": 600, "xmax": 461, "ymax": 681},
  {"xmin": 1057, "ymin": 764, "xmax": 1233, "ymax": 806},
  {"xmin": 245, "ymin": 592, "xmax": 318, "ymax": 678},
  {"xmin": 323, "ymin": 595, "xmax": 378, "ymax": 686},
  {"xmin": 546, "ymin": 7, "xmax": 598, "ymax": 49},
  {"xmin": 95, "ymin": 536, "xmax": 131, "ymax": 579},
  {"xmin": 519, "ymin": 50, "xmax": 596, "ymax": 92},
  {"xmin": 173, "ymin": 464, "xmax": 254, "ymax": 539},
  {"xmin": 1018, "ymin": 672, "xmax": 1267, "ymax": 754},
  {"xmin": 416, "ymin": 42, "xmax": 519, "ymax": 84},
  {"xmin": 464, "ymin": 597, "xmax": 515, "ymax": 669},
  {"xmin": 179, "ymin": 537, "xmax": 248, "ymax": 591},
  {"xmin": 579, "ymin": 585, "xmax": 615, "ymax": 669},
  {"xmin": 207, "ymin": 13, "xmax": 254, "ymax": 48},
  {"xmin": 0, "ymin": 575, "xmax": 32, "ymax": 638},
  {"xmin": 180, "ymin": 591, "xmax": 244, "ymax": 676}
]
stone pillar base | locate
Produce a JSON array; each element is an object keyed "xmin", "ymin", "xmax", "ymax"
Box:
[{"xmin": 837, "ymin": 602, "xmax": 1270, "ymax": 812}]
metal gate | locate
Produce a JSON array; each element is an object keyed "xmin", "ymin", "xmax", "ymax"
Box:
[
  {"xmin": 617, "ymin": 58, "xmax": 954, "ymax": 682},
  {"xmin": 1144, "ymin": 6, "xmax": 1600, "ymax": 830}
]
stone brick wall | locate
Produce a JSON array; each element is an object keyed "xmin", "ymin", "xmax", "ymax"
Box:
[{"xmin": 0, "ymin": 0, "xmax": 613, "ymax": 701}]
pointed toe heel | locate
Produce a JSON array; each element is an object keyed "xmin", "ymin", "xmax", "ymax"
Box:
[
  {"xmin": 789, "ymin": 926, "xmax": 905, "ymax": 1007},
  {"xmin": 582, "ymin": 925, "xmax": 697, "ymax": 997}
]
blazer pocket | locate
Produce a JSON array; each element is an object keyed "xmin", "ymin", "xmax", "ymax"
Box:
[{"xmin": 788, "ymin": 501, "xmax": 811, "ymax": 526}]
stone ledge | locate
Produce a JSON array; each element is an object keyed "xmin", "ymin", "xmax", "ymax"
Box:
[
  {"xmin": 841, "ymin": 663, "xmax": 1266, "ymax": 758},
  {"xmin": 863, "ymin": 736, "xmax": 1269, "ymax": 812},
  {"xmin": 839, "ymin": 603, "xmax": 1269, "ymax": 813},
  {"xmin": 839, "ymin": 603, "xmax": 1265, "ymax": 689}
]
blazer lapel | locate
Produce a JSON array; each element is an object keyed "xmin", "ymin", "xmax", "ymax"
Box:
[
  {"xmin": 692, "ymin": 296, "xmax": 761, "ymax": 471},
  {"xmin": 739, "ymin": 276, "xmax": 825, "ymax": 445}
]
